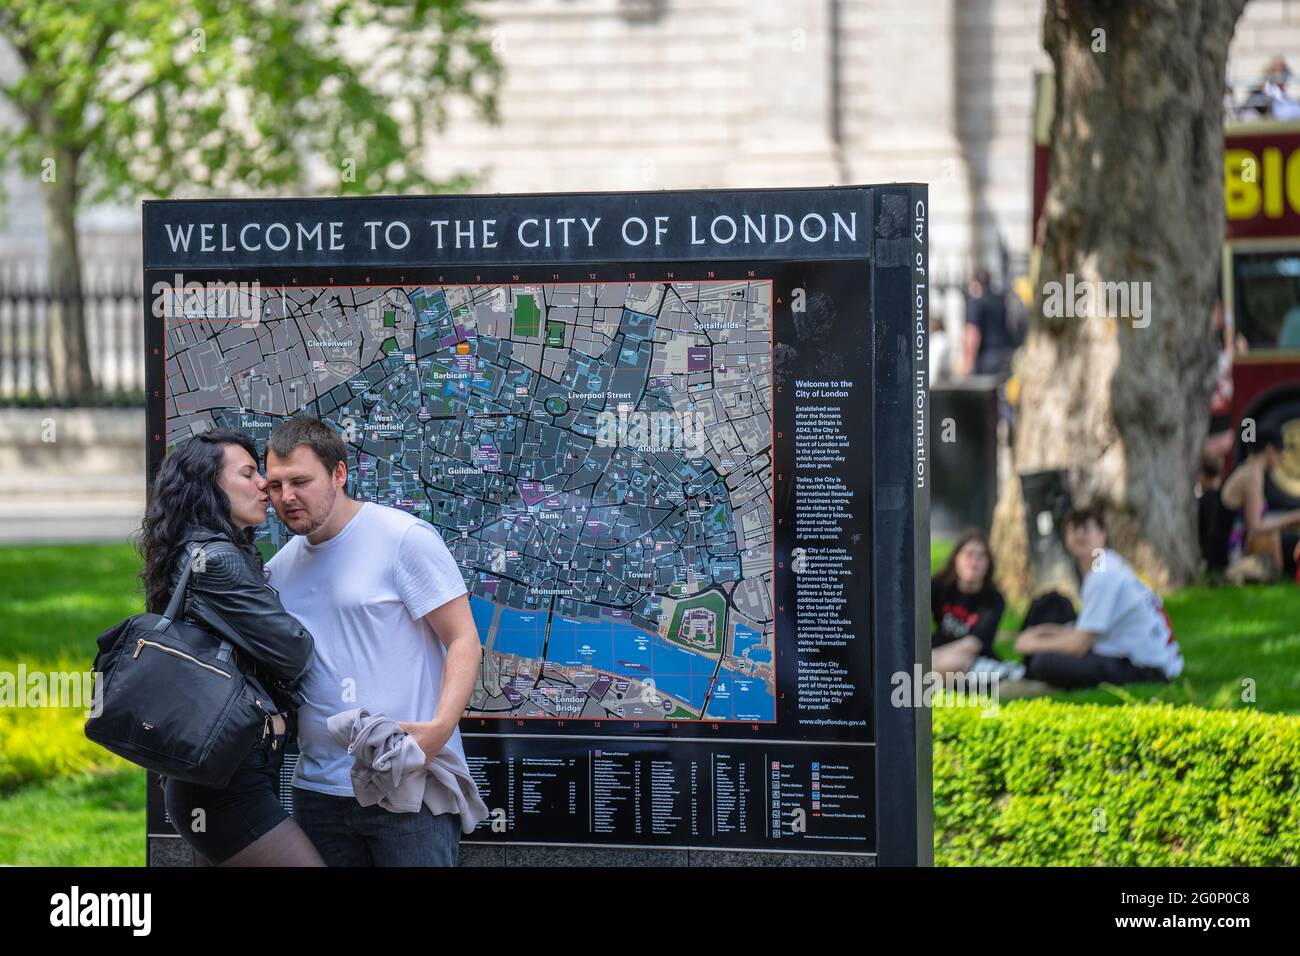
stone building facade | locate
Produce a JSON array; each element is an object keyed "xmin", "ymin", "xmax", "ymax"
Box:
[{"xmin": 1, "ymin": 0, "xmax": 1297, "ymax": 284}]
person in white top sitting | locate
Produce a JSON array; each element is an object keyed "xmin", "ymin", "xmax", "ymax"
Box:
[{"xmin": 1013, "ymin": 507, "xmax": 1184, "ymax": 689}]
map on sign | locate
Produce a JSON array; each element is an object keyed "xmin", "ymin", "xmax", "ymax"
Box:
[{"xmin": 165, "ymin": 279, "xmax": 775, "ymax": 725}]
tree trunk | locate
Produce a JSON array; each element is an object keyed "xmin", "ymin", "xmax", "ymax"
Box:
[
  {"xmin": 43, "ymin": 148, "xmax": 93, "ymax": 403},
  {"xmin": 991, "ymin": 0, "xmax": 1249, "ymax": 598}
]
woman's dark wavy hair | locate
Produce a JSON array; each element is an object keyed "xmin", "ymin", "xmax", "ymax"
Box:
[
  {"xmin": 138, "ymin": 428, "xmax": 262, "ymax": 613},
  {"xmin": 934, "ymin": 528, "xmax": 996, "ymax": 597}
]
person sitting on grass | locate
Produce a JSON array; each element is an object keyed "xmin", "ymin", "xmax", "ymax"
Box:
[
  {"xmin": 1013, "ymin": 507, "xmax": 1184, "ymax": 690},
  {"xmin": 931, "ymin": 529, "xmax": 1019, "ymax": 680},
  {"xmin": 1209, "ymin": 427, "xmax": 1300, "ymax": 583}
]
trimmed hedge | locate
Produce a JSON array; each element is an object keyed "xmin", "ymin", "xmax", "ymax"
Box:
[
  {"xmin": 934, "ymin": 698, "xmax": 1300, "ymax": 866},
  {"xmin": 0, "ymin": 696, "xmax": 131, "ymax": 793},
  {"xmin": 4, "ymin": 686, "xmax": 1298, "ymax": 866}
]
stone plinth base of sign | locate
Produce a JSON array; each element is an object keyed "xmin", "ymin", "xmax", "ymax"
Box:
[
  {"xmin": 148, "ymin": 837, "xmax": 197, "ymax": 867},
  {"xmin": 686, "ymin": 849, "xmax": 873, "ymax": 867},
  {"xmin": 458, "ymin": 846, "xmax": 873, "ymax": 867},
  {"xmin": 461, "ymin": 846, "xmax": 875, "ymax": 866},
  {"xmin": 148, "ymin": 837, "xmax": 873, "ymax": 867}
]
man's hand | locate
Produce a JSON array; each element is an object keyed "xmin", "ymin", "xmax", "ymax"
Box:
[{"xmin": 397, "ymin": 717, "xmax": 456, "ymax": 765}]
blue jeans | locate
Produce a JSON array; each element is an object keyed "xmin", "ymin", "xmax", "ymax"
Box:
[{"xmin": 291, "ymin": 787, "xmax": 461, "ymax": 867}]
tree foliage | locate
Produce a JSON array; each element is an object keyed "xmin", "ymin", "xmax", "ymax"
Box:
[{"xmin": 0, "ymin": 0, "xmax": 501, "ymax": 205}]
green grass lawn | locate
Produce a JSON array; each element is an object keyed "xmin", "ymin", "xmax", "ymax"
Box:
[
  {"xmin": 0, "ymin": 768, "xmax": 143, "ymax": 866},
  {"xmin": 0, "ymin": 542, "xmax": 146, "ymax": 863},
  {"xmin": 930, "ymin": 541, "xmax": 1300, "ymax": 714},
  {"xmin": 1036, "ymin": 585, "xmax": 1300, "ymax": 711},
  {"xmin": 0, "ymin": 541, "xmax": 143, "ymax": 663},
  {"xmin": 1, "ymin": 540, "xmax": 1297, "ymax": 865}
]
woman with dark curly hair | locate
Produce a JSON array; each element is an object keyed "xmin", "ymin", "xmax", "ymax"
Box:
[{"xmin": 138, "ymin": 427, "xmax": 324, "ymax": 866}]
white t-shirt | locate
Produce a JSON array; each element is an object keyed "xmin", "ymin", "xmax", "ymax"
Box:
[
  {"xmin": 1076, "ymin": 549, "xmax": 1183, "ymax": 679},
  {"xmin": 266, "ymin": 501, "xmax": 471, "ymax": 796}
]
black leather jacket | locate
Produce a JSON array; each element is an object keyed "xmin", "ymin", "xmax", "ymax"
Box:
[{"xmin": 166, "ymin": 528, "xmax": 315, "ymax": 724}]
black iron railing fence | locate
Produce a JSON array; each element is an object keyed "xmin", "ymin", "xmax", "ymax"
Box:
[
  {"xmin": 0, "ymin": 254, "xmax": 1008, "ymax": 408},
  {"xmin": 0, "ymin": 261, "xmax": 144, "ymax": 407}
]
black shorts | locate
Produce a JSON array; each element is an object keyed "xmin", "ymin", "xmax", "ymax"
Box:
[{"xmin": 163, "ymin": 722, "xmax": 289, "ymax": 865}]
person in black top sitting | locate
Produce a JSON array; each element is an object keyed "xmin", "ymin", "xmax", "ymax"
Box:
[{"xmin": 932, "ymin": 529, "xmax": 1007, "ymax": 677}]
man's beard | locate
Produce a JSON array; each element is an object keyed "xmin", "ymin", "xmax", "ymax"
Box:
[{"xmin": 290, "ymin": 483, "xmax": 337, "ymax": 536}]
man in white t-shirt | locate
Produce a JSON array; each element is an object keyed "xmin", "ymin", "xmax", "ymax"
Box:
[
  {"xmin": 1013, "ymin": 507, "xmax": 1183, "ymax": 688},
  {"xmin": 262, "ymin": 415, "xmax": 485, "ymax": 866}
]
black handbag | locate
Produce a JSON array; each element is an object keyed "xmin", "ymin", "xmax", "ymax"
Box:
[{"xmin": 84, "ymin": 545, "xmax": 277, "ymax": 787}]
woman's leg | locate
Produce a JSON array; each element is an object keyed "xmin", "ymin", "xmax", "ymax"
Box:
[{"xmin": 218, "ymin": 817, "xmax": 326, "ymax": 867}]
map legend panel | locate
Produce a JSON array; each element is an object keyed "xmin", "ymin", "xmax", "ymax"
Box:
[{"xmin": 463, "ymin": 737, "xmax": 874, "ymax": 851}]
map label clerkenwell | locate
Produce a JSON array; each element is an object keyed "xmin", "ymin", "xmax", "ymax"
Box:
[{"xmin": 143, "ymin": 186, "xmax": 931, "ymax": 864}]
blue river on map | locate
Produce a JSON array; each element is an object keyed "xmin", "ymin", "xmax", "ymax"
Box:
[
  {"xmin": 705, "ymin": 665, "xmax": 775, "ymax": 722},
  {"xmin": 732, "ymin": 623, "xmax": 771, "ymax": 663},
  {"xmin": 471, "ymin": 595, "xmax": 773, "ymax": 719}
]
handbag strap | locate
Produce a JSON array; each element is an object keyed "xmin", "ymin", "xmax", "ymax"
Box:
[{"xmin": 155, "ymin": 544, "xmax": 203, "ymax": 631}]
